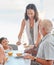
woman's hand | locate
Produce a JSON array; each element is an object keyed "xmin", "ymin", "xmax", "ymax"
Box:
[
  {"xmin": 29, "ymin": 45, "xmax": 34, "ymax": 49},
  {"xmin": 16, "ymin": 41, "xmax": 21, "ymax": 45},
  {"xmin": 8, "ymin": 46, "xmax": 13, "ymax": 50}
]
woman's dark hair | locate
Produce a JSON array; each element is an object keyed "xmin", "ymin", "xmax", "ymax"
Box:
[
  {"xmin": 25, "ymin": 4, "xmax": 39, "ymax": 22},
  {"xmin": 0, "ymin": 37, "xmax": 7, "ymax": 44}
]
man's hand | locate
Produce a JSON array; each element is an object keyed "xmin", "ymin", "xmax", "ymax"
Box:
[{"xmin": 23, "ymin": 54, "xmax": 34, "ymax": 60}]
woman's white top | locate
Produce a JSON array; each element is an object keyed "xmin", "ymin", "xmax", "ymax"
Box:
[{"xmin": 25, "ymin": 20, "xmax": 39, "ymax": 45}]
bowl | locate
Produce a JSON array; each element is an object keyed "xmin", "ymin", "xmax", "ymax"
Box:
[{"xmin": 8, "ymin": 52, "xmax": 13, "ymax": 56}]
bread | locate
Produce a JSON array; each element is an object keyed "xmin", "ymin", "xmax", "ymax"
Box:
[
  {"xmin": 16, "ymin": 53, "xmax": 22, "ymax": 56},
  {"xmin": 8, "ymin": 52, "xmax": 13, "ymax": 56}
]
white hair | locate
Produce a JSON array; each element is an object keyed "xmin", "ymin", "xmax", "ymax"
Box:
[{"xmin": 42, "ymin": 19, "xmax": 53, "ymax": 33}]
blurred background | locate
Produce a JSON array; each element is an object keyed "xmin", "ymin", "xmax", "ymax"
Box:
[{"xmin": 0, "ymin": 0, "xmax": 54, "ymax": 44}]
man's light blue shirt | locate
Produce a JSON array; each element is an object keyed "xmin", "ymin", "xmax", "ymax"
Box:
[{"xmin": 37, "ymin": 33, "xmax": 54, "ymax": 60}]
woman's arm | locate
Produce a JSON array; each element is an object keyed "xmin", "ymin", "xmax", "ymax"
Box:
[
  {"xmin": 34, "ymin": 32, "xmax": 42, "ymax": 47},
  {"xmin": 17, "ymin": 19, "xmax": 25, "ymax": 45},
  {"xmin": 34, "ymin": 19, "xmax": 42, "ymax": 47},
  {"xmin": 18, "ymin": 19, "xmax": 25, "ymax": 41}
]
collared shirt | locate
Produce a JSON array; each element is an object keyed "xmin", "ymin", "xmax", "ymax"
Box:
[{"xmin": 36, "ymin": 33, "xmax": 54, "ymax": 60}]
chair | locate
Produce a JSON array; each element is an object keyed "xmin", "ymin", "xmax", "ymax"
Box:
[{"xmin": 8, "ymin": 44, "xmax": 18, "ymax": 50}]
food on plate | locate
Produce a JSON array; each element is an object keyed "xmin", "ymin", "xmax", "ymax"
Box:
[
  {"xmin": 16, "ymin": 53, "xmax": 22, "ymax": 56},
  {"xmin": 8, "ymin": 52, "xmax": 13, "ymax": 56}
]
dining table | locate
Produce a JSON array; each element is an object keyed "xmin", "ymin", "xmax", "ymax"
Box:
[{"xmin": 4, "ymin": 50, "xmax": 31, "ymax": 65}]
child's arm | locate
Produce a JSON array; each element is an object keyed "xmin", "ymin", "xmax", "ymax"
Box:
[{"xmin": 0, "ymin": 46, "xmax": 5, "ymax": 64}]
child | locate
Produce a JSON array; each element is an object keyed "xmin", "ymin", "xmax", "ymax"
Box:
[{"xmin": 0, "ymin": 37, "xmax": 12, "ymax": 50}]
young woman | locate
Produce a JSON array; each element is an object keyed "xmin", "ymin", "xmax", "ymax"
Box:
[
  {"xmin": 17, "ymin": 3, "xmax": 42, "ymax": 65},
  {"xmin": 17, "ymin": 4, "xmax": 41, "ymax": 55}
]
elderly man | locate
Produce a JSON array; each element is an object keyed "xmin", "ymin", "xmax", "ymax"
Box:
[{"xmin": 24, "ymin": 19, "xmax": 54, "ymax": 65}]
